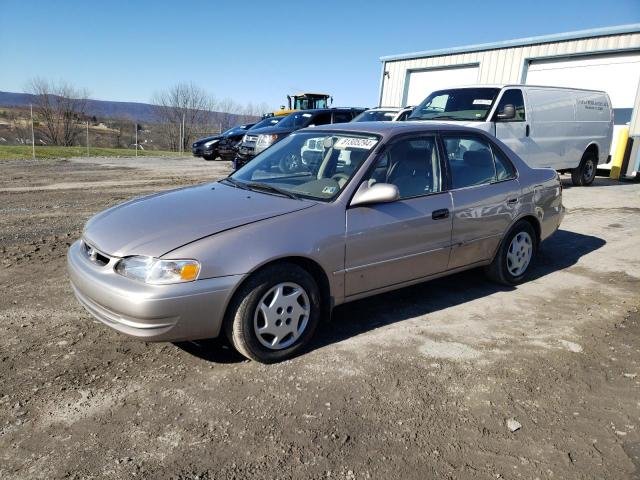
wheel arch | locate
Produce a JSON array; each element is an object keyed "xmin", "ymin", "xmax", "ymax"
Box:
[
  {"xmin": 222, "ymin": 256, "xmax": 333, "ymax": 327},
  {"xmin": 584, "ymin": 142, "xmax": 600, "ymax": 163}
]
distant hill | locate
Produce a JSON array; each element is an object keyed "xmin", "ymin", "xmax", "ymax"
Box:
[{"xmin": 0, "ymin": 91, "xmax": 250, "ymax": 125}]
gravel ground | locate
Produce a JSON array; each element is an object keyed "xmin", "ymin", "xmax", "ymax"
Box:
[{"xmin": 0, "ymin": 156, "xmax": 639, "ymax": 480}]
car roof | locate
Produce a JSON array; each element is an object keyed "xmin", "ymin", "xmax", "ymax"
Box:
[
  {"xmin": 363, "ymin": 107, "xmax": 402, "ymax": 112},
  {"xmin": 289, "ymin": 107, "xmax": 365, "ymax": 114},
  {"xmin": 299, "ymin": 121, "xmax": 490, "ymax": 137}
]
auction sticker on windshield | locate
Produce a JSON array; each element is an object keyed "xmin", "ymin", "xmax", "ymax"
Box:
[{"xmin": 334, "ymin": 137, "xmax": 378, "ymax": 149}]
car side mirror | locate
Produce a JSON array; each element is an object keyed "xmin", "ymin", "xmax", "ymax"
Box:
[
  {"xmin": 350, "ymin": 182, "xmax": 400, "ymax": 207},
  {"xmin": 496, "ymin": 104, "xmax": 515, "ymax": 120}
]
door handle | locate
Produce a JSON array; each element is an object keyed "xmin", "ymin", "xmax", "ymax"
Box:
[
  {"xmin": 507, "ymin": 198, "xmax": 518, "ymax": 205},
  {"xmin": 525, "ymin": 124, "xmax": 530, "ymax": 137},
  {"xmin": 432, "ymin": 208, "xmax": 450, "ymax": 220}
]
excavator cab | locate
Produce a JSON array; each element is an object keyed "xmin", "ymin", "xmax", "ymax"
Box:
[{"xmin": 287, "ymin": 93, "xmax": 333, "ymax": 111}]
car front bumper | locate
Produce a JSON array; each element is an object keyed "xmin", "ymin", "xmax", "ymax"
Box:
[{"xmin": 67, "ymin": 240, "xmax": 243, "ymax": 342}]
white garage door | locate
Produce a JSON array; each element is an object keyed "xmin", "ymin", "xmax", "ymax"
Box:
[
  {"xmin": 526, "ymin": 52, "xmax": 640, "ymax": 117},
  {"xmin": 404, "ymin": 65, "xmax": 479, "ymax": 106}
]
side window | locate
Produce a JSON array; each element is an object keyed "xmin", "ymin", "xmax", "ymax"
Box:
[
  {"xmin": 443, "ymin": 136, "xmax": 497, "ymax": 189},
  {"xmin": 495, "ymin": 89, "xmax": 526, "ymax": 121},
  {"xmin": 312, "ymin": 113, "xmax": 332, "ymax": 125},
  {"xmin": 332, "ymin": 111, "xmax": 352, "ymax": 123},
  {"xmin": 367, "ymin": 136, "xmax": 442, "ymax": 199},
  {"xmin": 492, "ymin": 147, "xmax": 517, "ymax": 181}
]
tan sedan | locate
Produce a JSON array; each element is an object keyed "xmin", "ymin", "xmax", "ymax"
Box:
[{"xmin": 68, "ymin": 122, "xmax": 564, "ymax": 362}]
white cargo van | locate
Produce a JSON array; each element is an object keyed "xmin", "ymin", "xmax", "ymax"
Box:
[{"xmin": 408, "ymin": 85, "xmax": 613, "ymax": 185}]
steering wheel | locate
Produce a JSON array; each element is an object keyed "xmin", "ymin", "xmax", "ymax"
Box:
[
  {"xmin": 331, "ymin": 173, "xmax": 350, "ymax": 187},
  {"xmin": 279, "ymin": 153, "xmax": 301, "ymax": 174}
]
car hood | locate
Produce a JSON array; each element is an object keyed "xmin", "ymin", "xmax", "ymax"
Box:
[
  {"xmin": 407, "ymin": 119, "xmax": 493, "ymax": 133},
  {"xmin": 194, "ymin": 135, "xmax": 221, "ymax": 145},
  {"xmin": 83, "ymin": 182, "xmax": 316, "ymax": 258}
]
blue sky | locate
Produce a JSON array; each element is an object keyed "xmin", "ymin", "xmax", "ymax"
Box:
[{"xmin": 1, "ymin": 0, "xmax": 639, "ymax": 110}]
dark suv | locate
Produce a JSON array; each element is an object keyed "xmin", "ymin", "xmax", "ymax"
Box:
[
  {"xmin": 192, "ymin": 123, "xmax": 255, "ymax": 161},
  {"xmin": 233, "ymin": 108, "xmax": 365, "ymax": 169}
]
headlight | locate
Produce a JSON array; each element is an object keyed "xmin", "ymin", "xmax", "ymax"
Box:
[
  {"xmin": 204, "ymin": 139, "xmax": 219, "ymax": 148},
  {"xmin": 255, "ymin": 134, "xmax": 278, "ymax": 154},
  {"xmin": 115, "ymin": 256, "xmax": 200, "ymax": 284}
]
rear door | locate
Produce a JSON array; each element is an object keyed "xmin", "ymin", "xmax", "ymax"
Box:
[
  {"xmin": 344, "ymin": 135, "xmax": 453, "ymax": 297},
  {"xmin": 442, "ymin": 133, "xmax": 520, "ymax": 269}
]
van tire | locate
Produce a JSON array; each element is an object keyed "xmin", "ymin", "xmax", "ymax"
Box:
[
  {"xmin": 224, "ymin": 263, "xmax": 321, "ymax": 363},
  {"xmin": 571, "ymin": 151, "xmax": 597, "ymax": 186},
  {"xmin": 485, "ymin": 220, "xmax": 537, "ymax": 286}
]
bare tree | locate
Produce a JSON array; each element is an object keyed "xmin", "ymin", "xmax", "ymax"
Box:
[
  {"xmin": 26, "ymin": 77, "xmax": 89, "ymax": 146},
  {"xmin": 151, "ymin": 82, "xmax": 215, "ymax": 151},
  {"xmin": 7, "ymin": 110, "xmax": 32, "ymax": 144}
]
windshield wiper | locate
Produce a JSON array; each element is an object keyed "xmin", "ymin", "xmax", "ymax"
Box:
[
  {"xmin": 221, "ymin": 177, "xmax": 250, "ymax": 190},
  {"xmin": 246, "ymin": 182, "xmax": 300, "ymax": 200}
]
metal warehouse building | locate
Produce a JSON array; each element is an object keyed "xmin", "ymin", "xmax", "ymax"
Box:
[{"xmin": 378, "ymin": 24, "xmax": 640, "ymax": 176}]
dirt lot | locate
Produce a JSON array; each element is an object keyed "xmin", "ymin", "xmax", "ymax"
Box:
[{"xmin": 1, "ymin": 156, "xmax": 639, "ymax": 480}]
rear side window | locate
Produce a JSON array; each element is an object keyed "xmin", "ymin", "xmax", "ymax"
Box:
[
  {"xmin": 332, "ymin": 111, "xmax": 352, "ymax": 123},
  {"xmin": 495, "ymin": 89, "xmax": 526, "ymax": 121},
  {"xmin": 443, "ymin": 135, "xmax": 517, "ymax": 188},
  {"xmin": 492, "ymin": 148, "xmax": 517, "ymax": 181},
  {"xmin": 312, "ymin": 113, "xmax": 332, "ymax": 125}
]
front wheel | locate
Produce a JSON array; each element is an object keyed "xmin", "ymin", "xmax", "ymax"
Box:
[
  {"xmin": 571, "ymin": 152, "xmax": 597, "ymax": 186},
  {"xmin": 485, "ymin": 220, "xmax": 537, "ymax": 286},
  {"xmin": 225, "ymin": 263, "xmax": 321, "ymax": 363}
]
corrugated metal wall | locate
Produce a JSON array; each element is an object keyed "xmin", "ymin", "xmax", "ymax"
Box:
[{"xmin": 380, "ymin": 32, "xmax": 640, "ymax": 107}]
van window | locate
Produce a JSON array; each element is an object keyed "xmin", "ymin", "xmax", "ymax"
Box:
[
  {"xmin": 495, "ymin": 89, "xmax": 525, "ymax": 121},
  {"xmin": 443, "ymin": 136, "xmax": 497, "ymax": 189},
  {"xmin": 367, "ymin": 136, "xmax": 442, "ymax": 199}
]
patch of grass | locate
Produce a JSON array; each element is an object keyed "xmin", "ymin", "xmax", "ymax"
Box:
[{"xmin": 0, "ymin": 145, "xmax": 181, "ymax": 160}]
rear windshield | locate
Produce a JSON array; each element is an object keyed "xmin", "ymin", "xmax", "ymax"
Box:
[
  {"xmin": 409, "ymin": 88, "xmax": 500, "ymax": 121},
  {"xmin": 277, "ymin": 112, "xmax": 316, "ymax": 130},
  {"xmin": 250, "ymin": 116, "xmax": 285, "ymax": 130},
  {"xmin": 352, "ymin": 110, "xmax": 398, "ymax": 122}
]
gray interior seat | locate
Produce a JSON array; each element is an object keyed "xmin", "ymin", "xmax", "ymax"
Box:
[
  {"xmin": 387, "ymin": 146, "xmax": 432, "ymax": 197},
  {"xmin": 451, "ymin": 149, "xmax": 495, "ymax": 189}
]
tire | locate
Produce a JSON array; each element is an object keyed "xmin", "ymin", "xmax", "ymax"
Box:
[
  {"xmin": 571, "ymin": 151, "xmax": 597, "ymax": 186},
  {"xmin": 225, "ymin": 263, "xmax": 322, "ymax": 363},
  {"xmin": 485, "ymin": 220, "xmax": 537, "ymax": 286},
  {"xmin": 202, "ymin": 153, "xmax": 217, "ymax": 161}
]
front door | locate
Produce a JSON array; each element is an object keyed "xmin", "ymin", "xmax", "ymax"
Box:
[
  {"xmin": 442, "ymin": 133, "xmax": 521, "ymax": 269},
  {"xmin": 493, "ymin": 88, "xmax": 531, "ymax": 161},
  {"xmin": 344, "ymin": 135, "xmax": 453, "ymax": 297}
]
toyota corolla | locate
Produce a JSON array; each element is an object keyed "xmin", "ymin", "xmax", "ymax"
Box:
[{"xmin": 67, "ymin": 122, "xmax": 564, "ymax": 363}]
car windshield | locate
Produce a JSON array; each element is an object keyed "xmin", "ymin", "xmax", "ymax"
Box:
[
  {"xmin": 250, "ymin": 117, "xmax": 285, "ymax": 130},
  {"xmin": 352, "ymin": 110, "xmax": 398, "ymax": 122},
  {"xmin": 229, "ymin": 131, "xmax": 380, "ymax": 201},
  {"xmin": 409, "ymin": 88, "xmax": 500, "ymax": 121},
  {"xmin": 276, "ymin": 111, "xmax": 315, "ymax": 130}
]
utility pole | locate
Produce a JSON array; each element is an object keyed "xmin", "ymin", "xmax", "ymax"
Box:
[
  {"xmin": 86, "ymin": 121, "xmax": 89, "ymax": 156},
  {"xmin": 135, "ymin": 123, "xmax": 138, "ymax": 157},
  {"xmin": 30, "ymin": 104, "xmax": 35, "ymax": 159},
  {"xmin": 182, "ymin": 112, "xmax": 186, "ymax": 156}
]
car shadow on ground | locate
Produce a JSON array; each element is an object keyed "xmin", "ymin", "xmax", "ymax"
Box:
[{"xmin": 175, "ymin": 229, "xmax": 605, "ymax": 364}]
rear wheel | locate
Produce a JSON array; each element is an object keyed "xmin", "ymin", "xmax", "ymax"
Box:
[
  {"xmin": 485, "ymin": 220, "xmax": 537, "ymax": 286},
  {"xmin": 571, "ymin": 151, "xmax": 597, "ymax": 186},
  {"xmin": 225, "ymin": 263, "xmax": 321, "ymax": 363}
]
